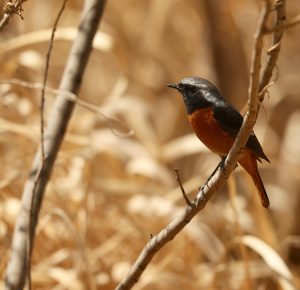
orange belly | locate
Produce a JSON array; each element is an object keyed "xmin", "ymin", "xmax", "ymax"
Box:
[{"xmin": 188, "ymin": 107, "xmax": 234, "ymax": 156}]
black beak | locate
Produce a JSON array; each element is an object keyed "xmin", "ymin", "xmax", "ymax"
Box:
[{"xmin": 167, "ymin": 83, "xmax": 180, "ymax": 91}]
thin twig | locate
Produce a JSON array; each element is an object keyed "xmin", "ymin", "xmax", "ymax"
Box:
[
  {"xmin": 27, "ymin": 1, "xmax": 68, "ymax": 289},
  {"xmin": 265, "ymin": 12, "xmax": 300, "ymax": 33},
  {"xmin": 40, "ymin": 0, "xmax": 68, "ymax": 160},
  {"xmin": 259, "ymin": 0, "xmax": 286, "ymax": 100},
  {"xmin": 283, "ymin": 13, "xmax": 300, "ymax": 29},
  {"xmin": 174, "ymin": 168, "xmax": 192, "ymax": 206},
  {"xmin": 115, "ymin": 1, "xmax": 287, "ymax": 289},
  {"xmin": 4, "ymin": 1, "xmax": 107, "ymax": 290}
]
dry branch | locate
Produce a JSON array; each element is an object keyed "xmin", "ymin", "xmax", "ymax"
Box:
[
  {"xmin": 4, "ymin": 0, "xmax": 106, "ymax": 289},
  {"xmin": 115, "ymin": 1, "xmax": 286, "ymax": 289},
  {"xmin": 259, "ymin": 0, "xmax": 286, "ymax": 98}
]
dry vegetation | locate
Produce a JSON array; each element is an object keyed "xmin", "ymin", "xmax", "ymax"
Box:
[{"xmin": 1, "ymin": 0, "xmax": 300, "ymax": 289}]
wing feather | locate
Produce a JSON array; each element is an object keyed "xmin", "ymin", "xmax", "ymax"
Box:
[{"xmin": 213, "ymin": 104, "xmax": 269, "ymax": 162}]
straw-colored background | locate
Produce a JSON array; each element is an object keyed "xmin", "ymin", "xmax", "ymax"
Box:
[{"xmin": 1, "ymin": 1, "xmax": 300, "ymax": 289}]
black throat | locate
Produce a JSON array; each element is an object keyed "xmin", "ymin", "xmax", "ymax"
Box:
[{"xmin": 183, "ymin": 93, "xmax": 212, "ymax": 114}]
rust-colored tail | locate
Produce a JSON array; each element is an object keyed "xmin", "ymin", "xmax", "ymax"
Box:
[{"xmin": 238, "ymin": 151, "xmax": 270, "ymax": 208}]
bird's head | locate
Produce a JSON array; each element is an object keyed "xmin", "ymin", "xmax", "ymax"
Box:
[{"xmin": 167, "ymin": 77, "xmax": 224, "ymax": 114}]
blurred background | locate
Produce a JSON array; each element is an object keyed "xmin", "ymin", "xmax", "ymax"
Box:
[{"xmin": 0, "ymin": 0, "xmax": 300, "ymax": 289}]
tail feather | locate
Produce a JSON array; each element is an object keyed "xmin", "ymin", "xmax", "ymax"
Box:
[
  {"xmin": 238, "ymin": 151, "xmax": 270, "ymax": 208},
  {"xmin": 251, "ymin": 168, "xmax": 269, "ymax": 208}
]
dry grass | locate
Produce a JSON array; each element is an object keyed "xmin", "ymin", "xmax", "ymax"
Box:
[{"xmin": 1, "ymin": 0, "xmax": 300, "ymax": 289}]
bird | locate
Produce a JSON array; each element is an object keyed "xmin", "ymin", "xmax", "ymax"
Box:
[{"xmin": 167, "ymin": 76, "xmax": 270, "ymax": 208}]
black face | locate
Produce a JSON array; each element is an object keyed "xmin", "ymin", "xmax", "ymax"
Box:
[{"xmin": 168, "ymin": 77, "xmax": 225, "ymax": 114}]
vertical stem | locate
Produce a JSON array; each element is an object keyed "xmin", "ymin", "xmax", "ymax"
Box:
[{"xmin": 4, "ymin": 1, "xmax": 106, "ymax": 289}]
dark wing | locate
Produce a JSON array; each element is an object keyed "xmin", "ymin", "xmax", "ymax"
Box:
[
  {"xmin": 246, "ymin": 133, "xmax": 270, "ymax": 163},
  {"xmin": 213, "ymin": 104, "xmax": 270, "ymax": 163},
  {"xmin": 213, "ymin": 104, "xmax": 243, "ymax": 137}
]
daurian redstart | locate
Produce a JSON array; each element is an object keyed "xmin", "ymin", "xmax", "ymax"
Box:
[{"xmin": 168, "ymin": 77, "xmax": 270, "ymax": 208}]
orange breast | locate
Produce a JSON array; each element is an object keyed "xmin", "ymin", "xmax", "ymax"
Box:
[{"xmin": 188, "ymin": 107, "xmax": 234, "ymax": 156}]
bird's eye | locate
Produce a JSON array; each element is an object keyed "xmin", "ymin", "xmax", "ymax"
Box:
[{"xmin": 186, "ymin": 85, "xmax": 196, "ymax": 94}]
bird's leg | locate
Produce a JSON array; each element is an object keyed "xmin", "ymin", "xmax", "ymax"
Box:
[{"xmin": 199, "ymin": 156, "xmax": 226, "ymax": 191}]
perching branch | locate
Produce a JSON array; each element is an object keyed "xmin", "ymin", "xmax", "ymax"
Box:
[
  {"xmin": 4, "ymin": 1, "xmax": 106, "ymax": 290},
  {"xmin": 115, "ymin": 1, "xmax": 286, "ymax": 289}
]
